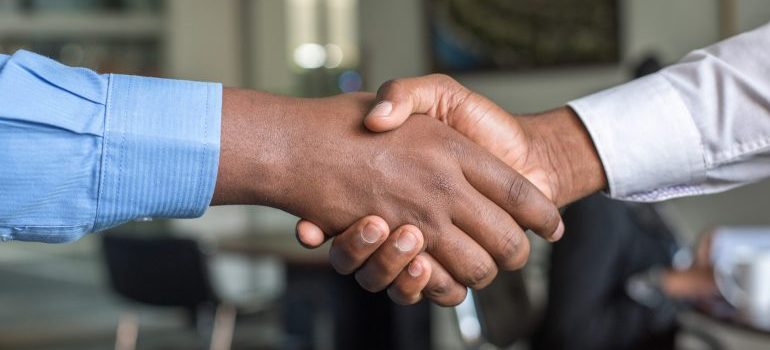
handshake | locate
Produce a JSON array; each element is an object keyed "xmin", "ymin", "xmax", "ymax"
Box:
[{"xmin": 213, "ymin": 74, "xmax": 607, "ymax": 306}]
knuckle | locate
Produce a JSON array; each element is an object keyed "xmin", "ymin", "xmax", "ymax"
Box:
[
  {"xmin": 495, "ymin": 229, "xmax": 523, "ymax": 269},
  {"xmin": 430, "ymin": 173, "xmax": 458, "ymax": 198},
  {"xmin": 378, "ymin": 79, "xmax": 404, "ymax": 98},
  {"xmin": 328, "ymin": 248, "xmax": 356, "ymax": 275},
  {"xmin": 355, "ymin": 270, "xmax": 385, "ymax": 293},
  {"xmin": 441, "ymin": 136, "xmax": 469, "ymax": 160},
  {"xmin": 391, "ymin": 280, "xmax": 410, "ymax": 296},
  {"xmin": 441, "ymin": 289, "xmax": 468, "ymax": 307},
  {"xmin": 464, "ymin": 259, "xmax": 497, "ymax": 289},
  {"xmin": 503, "ymin": 237, "xmax": 530, "ymax": 271},
  {"xmin": 425, "ymin": 277, "xmax": 451, "ymax": 298},
  {"xmin": 506, "ymin": 176, "xmax": 531, "ymax": 208},
  {"xmin": 330, "ymin": 260, "xmax": 355, "ymax": 275},
  {"xmin": 542, "ymin": 205, "xmax": 561, "ymax": 233},
  {"xmin": 429, "ymin": 73, "xmax": 458, "ymax": 86},
  {"xmin": 423, "ymin": 276, "xmax": 467, "ymax": 306}
]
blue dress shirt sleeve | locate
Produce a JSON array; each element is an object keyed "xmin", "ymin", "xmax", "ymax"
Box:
[{"xmin": 0, "ymin": 50, "xmax": 221, "ymax": 243}]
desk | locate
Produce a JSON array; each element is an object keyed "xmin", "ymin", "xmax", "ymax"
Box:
[{"xmin": 694, "ymin": 298, "xmax": 770, "ymax": 336}]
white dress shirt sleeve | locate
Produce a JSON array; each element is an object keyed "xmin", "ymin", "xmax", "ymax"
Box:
[{"xmin": 568, "ymin": 22, "xmax": 770, "ymax": 201}]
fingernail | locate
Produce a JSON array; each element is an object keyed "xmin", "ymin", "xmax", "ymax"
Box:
[
  {"xmin": 408, "ymin": 261, "xmax": 423, "ymax": 277},
  {"xmin": 397, "ymin": 231, "xmax": 417, "ymax": 252},
  {"xmin": 361, "ymin": 223, "xmax": 381, "ymax": 244},
  {"xmin": 550, "ymin": 221, "xmax": 565, "ymax": 242},
  {"xmin": 368, "ymin": 101, "xmax": 393, "ymax": 118}
]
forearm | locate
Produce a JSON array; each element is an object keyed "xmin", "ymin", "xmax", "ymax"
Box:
[{"xmin": 518, "ymin": 107, "xmax": 607, "ymax": 207}]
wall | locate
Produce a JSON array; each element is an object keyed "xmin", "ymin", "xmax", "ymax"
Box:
[
  {"xmin": 359, "ymin": 0, "xmax": 722, "ymax": 111},
  {"xmin": 165, "ymin": 0, "xmax": 243, "ymax": 86}
]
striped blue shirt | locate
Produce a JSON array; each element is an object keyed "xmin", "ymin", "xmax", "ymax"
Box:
[{"xmin": 0, "ymin": 50, "xmax": 221, "ymax": 243}]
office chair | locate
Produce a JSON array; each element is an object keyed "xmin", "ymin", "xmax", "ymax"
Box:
[{"xmin": 102, "ymin": 233, "xmax": 236, "ymax": 350}]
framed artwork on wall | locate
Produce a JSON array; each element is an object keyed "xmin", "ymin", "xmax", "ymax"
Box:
[{"xmin": 428, "ymin": 0, "xmax": 620, "ymax": 73}]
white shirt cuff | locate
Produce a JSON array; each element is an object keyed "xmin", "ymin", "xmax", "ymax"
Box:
[{"xmin": 568, "ymin": 74, "xmax": 706, "ymax": 201}]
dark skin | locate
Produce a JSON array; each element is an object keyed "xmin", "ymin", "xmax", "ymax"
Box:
[
  {"xmin": 661, "ymin": 230, "xmax": 717, "ymax": 299},
  {"xmin": 297, "ymin": 75, "xmax": 608, "ymax": 305},
  {"xmin": 212, "ymin": 88, "xmax": 562, "ymax": 295}
]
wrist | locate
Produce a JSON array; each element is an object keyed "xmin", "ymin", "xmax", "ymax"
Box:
[
  {"xmin": 212, "ymin": 88, "xmax": 298, "ymax": 206},
  {"xmin": 519, "ymin": 106, "xmax": 607, "ymax": 206}
]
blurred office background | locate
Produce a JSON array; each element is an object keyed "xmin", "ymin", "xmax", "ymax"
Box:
[{"xmin": 2, "ymin": 0, "xmax": 770, "ymax": 349}]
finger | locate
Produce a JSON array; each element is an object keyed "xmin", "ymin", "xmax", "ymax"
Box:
[
  {"xmin": 327, "ymin": 216, "xmax": 390, "ymax": 275},
  {"xmin": 428, "ymin": 223, "xmax": 498, "ymax": 290},
  {"xmin": 453, "ymin": 185, "xmax": 532, "ymax": 271},
  {"xmin": 387, "ymin": 254, "xmax": 432, "ymax": 305},
  {"xmin": 365, "ymin": 74, "xmax": 468, "ymax": 132},
  {"xmin": 355, "ymin": 225, "xmax": 424, "ymax": 292},
  {"xmin": 420, "ymin": 254, "xmax": 468, "ymax": 306},
  {"xmin": 295, "ymin": 219, "xmax": 329, "ymax": 249},
  {"xmin": 458, "ymin": 143, "xmax": 564, "ymax": 242}
]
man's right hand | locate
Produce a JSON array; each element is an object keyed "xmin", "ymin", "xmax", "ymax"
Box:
[{"xmin": 212, "ymin": 89, "xmax": 562, "ymax": 299}]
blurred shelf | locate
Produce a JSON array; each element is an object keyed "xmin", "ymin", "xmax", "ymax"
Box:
[{"xmin": 0, "ymin": 13, "xmax": 163, "ymax": 39}]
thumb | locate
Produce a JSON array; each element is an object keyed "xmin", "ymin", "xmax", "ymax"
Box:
[
  {"xmin": 364, "ymin": 80, "xmax": 416, "ymax": 132},
  {"xmin": 295, "ymin": 219, "xmax": 329, "ymax": 249},
  {"xmin": 364, "ymin": 74, "xmax": 465, "ymax": 132}
]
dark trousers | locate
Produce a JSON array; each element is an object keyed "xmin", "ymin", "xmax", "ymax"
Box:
[
  {"xmin": 283, "ymin": 266, "xmax": 430, "ymax": 350},
  {"xmin": 532, "ymin": 194, "xmax": 679, "ymax": 350}
]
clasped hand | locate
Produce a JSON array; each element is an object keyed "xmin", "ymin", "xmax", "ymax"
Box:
[{"xmin": 291, "ymin": 75, "xmax": 599, "ymax": 306}]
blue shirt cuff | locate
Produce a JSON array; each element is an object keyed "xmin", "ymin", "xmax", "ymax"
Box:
[{"xmin": 93, "ymin": 74, "xmax": 222, "ymax": 231}]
